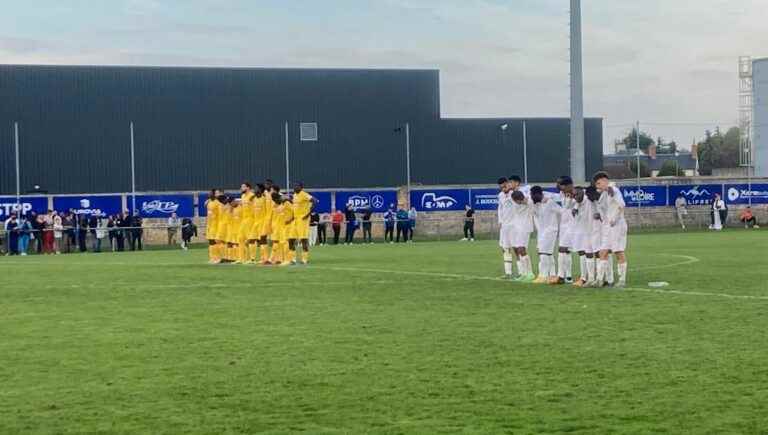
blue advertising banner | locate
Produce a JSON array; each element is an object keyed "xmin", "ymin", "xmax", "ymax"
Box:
[
  {"xmin": 131, "ymin": 194, "xmax": 195, "ymax": 218},
  {"xmin": 668, "ymin": 184, "xmax": 722, "ymax": 206},
  {"xmin": 308, "ymin": 191, "xmax": 332, "ymax": 214},
  {"xmin": 53, "ymin": 195, "xmax": 123, "ymax": 216},
  {"xmin": 335, "ymin": 190, "xmax": 398, "ymax": 212},
  {"xmin": 469, "ymin": 188, "xmax": 499, "ymax": 211},
  {"xmin": 618, "ymin": 185, "xmax": 667, "ymax": 207},
  {"xmin": 411, "ymin": 189, "xmax": 469, "ymax": 212},
  {"xmin": 725, "ymin": 184, "xmax": 768, "ymax": 205},
  {"xmin": 0, "ymin": 196, "xmax": 48, "ymax": 218}
]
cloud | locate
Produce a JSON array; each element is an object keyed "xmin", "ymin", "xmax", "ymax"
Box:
[{"xmin": 1, "ymin": 0, "xmax": 765, "ymax": 149}]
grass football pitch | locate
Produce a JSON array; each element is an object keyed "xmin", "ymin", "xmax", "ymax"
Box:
[{"xmin": 2, "ymin": 230, "xmax": 767, "ymax": 434}]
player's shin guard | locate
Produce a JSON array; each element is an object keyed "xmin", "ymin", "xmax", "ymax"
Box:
[
  {"xmin": 586, "ymin": 258, "xmax": 596, "ymax": 283},
  {"xmin": 606, "ymin": 254, "xmax": 615, "ymax": 284},
  {"xmin": 503, "ymin": 252, "xmax": 514, "ymax": 277},
  {"xmin": 617, "ymin": 261, "xmax": 627, "ymax": 284},
  {"xmin": 579, "ymin": 255, "xmax": 587, "ymax": 280},
  {"xmin": 596, "ymin": 259, "xmax": 608, "ymax": 284},
  {"xmin": 538, "ymin": 256, "xmax": 547, "ymax": 278},
  {"xmin": 520, "ymin": 255, "xmax": 532, "ymax": 276}
]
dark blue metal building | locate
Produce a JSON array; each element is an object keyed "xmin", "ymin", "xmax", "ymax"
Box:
[{"xmin": 0, "ymin": 64, "xmax": 602, "ymax": 194}]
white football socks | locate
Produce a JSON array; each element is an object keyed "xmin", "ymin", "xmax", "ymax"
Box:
[
  {"xmin": 586, "ymin": 258, "xmax": 596, "ymax": 283},
  {"xmin": 503, "ymin": 252, "xmax": 514, "ymax": 276},
  {"xmin": 606, "ymin": 254, "xmax": 615, "ymax": 284},
  {"xmin": 521, "ymin": 255, "xmax": 532, "ymax": 276},
  {"xmin": 597, "ymin": 259, "xmax": 608, "ymax": 283},
  {"xmin": 618, "ymin": 261, "xmax": 627, "ymax": 284},
  {"xmin": 579, "ymin": 255, "xmax": 587, "ymax": 280}
]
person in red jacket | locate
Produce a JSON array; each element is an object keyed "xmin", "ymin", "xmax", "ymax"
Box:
[{"xmin": 331, "ymin": 209, "xmax": 344, "ymax": 245}]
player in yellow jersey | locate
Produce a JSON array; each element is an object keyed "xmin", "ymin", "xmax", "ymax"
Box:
[
  {"xmin": 228, "ymin": 199, "xmax": 244, "ymax": 263},
  {"xmin": 270, "ymin": 192, "xmax": 293, "ymax": 265},
  {"xmin": 263, "ymin": 181, "xmax": 280, "ymax": 264},
  {"xmin": 204, "ymin": 189, "xmax": 224, "ymax": 264},
  {"xmin": 239, "ymin": 182, "xmax": 256, "ymax": 263},
  {"xmin": 247, "ymin": 184, "xmax": 268, "ymax": 263},
  {"xmin": 288, "ymin": 182, "xmax": 317, "ymax": 264},
  {"xmin": 219, "ymin": 198, "xmax": 235, "ymax": 262}
]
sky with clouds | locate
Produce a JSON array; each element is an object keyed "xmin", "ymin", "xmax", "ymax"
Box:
[{"xmin": 1, "ymin": 0, "xmax": 765, "ymax": 152}]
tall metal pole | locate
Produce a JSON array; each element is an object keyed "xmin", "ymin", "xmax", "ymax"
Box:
[
  {"xmin": 130, "ymin": 122, "xmax": 136, "ymax": 213},
  {"xmin": 284, "ymin": 122, "xmax": 290, "ymax": 189},
  {"xmin": 747, "ymin": 146, "xmax": 752, "ymax": 207},
  {"xmin": 14, "ymin": 122, "xmax": 21, "ymax": 219},
  {"xmin": 569, "ymin": 0, "xmax": 585, "ymax": 183},
  {"xmin": 522, "ymin": 120, "xmax": 528, "ymax": 184},
  {"xmin": 636, "ymin": 121, "xmax": 641, "ymax": 221},
  {"xmin": 405, "ymin": 122, "xmax": 412, "ymax": 207}
]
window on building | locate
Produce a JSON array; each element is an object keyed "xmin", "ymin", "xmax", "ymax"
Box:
[{"xmin": 300, "ymin": 122, "xmax": 318, "ymax": 141}]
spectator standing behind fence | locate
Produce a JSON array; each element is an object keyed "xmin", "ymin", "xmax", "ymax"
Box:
[
  {"xmin": 18, "ymin": 215, "xmax": 32, "ymax": 256},
  {"xmin": 740, "ymin": 207, "xmax": 759, "ymax": 229},
  {"xmin": 5, "ymin": 215, "xmax": 19, "ymax": 255},
  {"xmin": 462, "ymin": 205, "xmax": 475, "ymax": 241},
  {"xmin": 674, "ymin": 194, "xmax": 688, "ymax": 230},
  {"xmin": 42, "ymin": 211, "xmax": 54, "ymax": 254},
  {"xmin": 309, "ymin": 211, "xmax": 319, "ymax": 246},
  {"xmin": 317, "ymin": 212, "xmax": 328, "ymax": 246},
  {"xmin": 53, "ymin": 212, "xmax": 63, "ymax": 254},
  {"xmin": 30, "ymin": 212, "xmax": 42, "ymax": 254},
  {"xmin": 115, "ymin": 213, "xmax": 128, "ymax": 251},
  {"xmin": 344, "ymin": 203, "xmax": 358, "ymax": 245},
  {"xmin": 181, "ymin": 217, "xmax": 197, "ymax": 250},
  {"xmin": 129, "ymin": 212, "xmax": 143, "ymax": 251},
  {"xmin": 362, "ymin": 207, "xmax": 373, "ymax": 244},
  {"xmin": 331, "ymin": 209, "xmax": 343, "ymax": 245},
  {"xmin": 167, "ymin": 213, "xmax": 180, "ymax": 245},
  {"xmin": 384, "ymin": 205, "xmax": 395, "ymax": 243},
  {"xmin": 710, "ymin": 193, "xmax": 727, "ymax": 231},
  {"xmin": 63, "ymin": 212, "xmax": 75, "ymax": 253},
  {"xmin": 396, "ymin": 206, "xmax": 409, "ymax": 243},
  {"xmin": 408, "ymin": 206, "xmax": 417, "ymax": 242},
  {"xmin": 76, "ymin": 214, "xmax": 88, "ymax": 252},
  {"xmin": 95, "ymin": 215, "xmax": 108, "ymax": 252}
]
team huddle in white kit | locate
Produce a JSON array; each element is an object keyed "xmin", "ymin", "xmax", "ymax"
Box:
[{"xmin": 497, "ymin": 171, "xmax": 629, "ymax": 288}]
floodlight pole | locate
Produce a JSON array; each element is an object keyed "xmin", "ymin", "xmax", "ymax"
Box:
[
  {"xmin": 636, "ymin": 121, "xmax": 642, "ymax": 222},
  {"xmin": 405, "ymin": 122, "xmax": 411, "ymax": 207},
  {"xmin": 130, "ymin": 122, "xmax": 137, "ymax": 213},
  {"xmin": 14, "ymin": 122, "xmax": 20, "ymax": 219},
  {"xmin": 569, "ymin": 0, "xmax": 585, "ymax": 184},
  {"xmin": 522, "ymin": 120, "xmax": 528, "ymax": 184}
]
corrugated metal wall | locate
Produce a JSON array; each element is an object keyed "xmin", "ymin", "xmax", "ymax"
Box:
[{"xmin": 0, "ymin": 65, "xmax": 602, "ymax": 194}]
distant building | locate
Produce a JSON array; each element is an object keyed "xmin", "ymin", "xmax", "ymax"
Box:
[{"xmin": 604, "ymin": 144, "xmax": 698, "ymax": 179}]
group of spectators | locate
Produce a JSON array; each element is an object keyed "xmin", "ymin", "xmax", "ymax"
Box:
[
  {"xmin": 1, "ymin": 210, "xmax": 147, "ymax": 256},
  {"xmin": 673, "ymin": 192, "xmax": 761, "ymax": 230},
  {"xmin": 307, "ymin": 204, "xmax": 418, "ymax": 246}
]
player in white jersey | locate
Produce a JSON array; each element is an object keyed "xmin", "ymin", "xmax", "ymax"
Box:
[
  {"xmin": 509, "ymin": 190, "xmax": 535, "ymax": 282},
  {"xmin": 497, "ymin": 177, "xmax": 517, "ymax": 279},
  {"xmin": 585, "ymin": 186, "xmax": 604, "ymax": 287},
  {"xmin": 570, "ymin": 187, "xmax": 594, "ymax": 287},
  {"xmin": 593, "ymin": 171, "xmax": 628, "ymax": 287},
  {"xmin": 553, "ymin": 176, "xmax": 575, "ymax": 284},
  {"xmin": 530, "ymin": 186, "xmax": 560, "ymax": 284}
]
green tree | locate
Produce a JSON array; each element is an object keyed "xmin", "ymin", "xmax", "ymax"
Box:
[
  {"xmin": 656, "ymin": 136, "xmax": 678, "ymax": 154},
  {"xmin": 628, "ymin": 159, "xmax": 651, "ymax": 178},
  {"xmin": 619, "ymin": 128, "xmax": 655, "ymax": 153},
  {"xmin": 696, "ymin": 127, "xmax": 740, "ymax": 175},
  {"xmin": 656, "ymin": 160, "xmax": 681, "ymax": 177}
]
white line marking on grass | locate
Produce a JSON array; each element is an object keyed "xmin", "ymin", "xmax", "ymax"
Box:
[
  {"xmin": 619, "ymin": 286, "xmax": 768, "ymax": 301},
  {"xmin": 630, "ymin": 254, "xmax": 700, "ymax": 271}
]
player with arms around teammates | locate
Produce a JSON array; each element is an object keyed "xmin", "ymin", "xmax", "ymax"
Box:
[
  {"xmin": 288, "ymin": 182, "xmax": 317, "ymax": 265},
  {"xmin": 593, "ymin": 171, "xmax": 628, "ymax": 287},
  {"xmin": 530, "ymin": 186, "xmax": 560, "ymax": 284}
]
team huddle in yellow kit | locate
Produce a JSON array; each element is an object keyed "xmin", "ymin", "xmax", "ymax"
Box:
[{"xmin": 203, "ymin": 179, "xmax": 317, "ymax": 266}]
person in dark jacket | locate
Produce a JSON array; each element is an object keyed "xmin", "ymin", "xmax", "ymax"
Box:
[
  {"xmin": 181, "ymin": 217, "xmax": 197, "ymax": 250},
  {"xmin": 130, "ymin": 213, "xmax": 143, "ymax": 251},
  {"xmin": 361, "ymin": 207, "xmax": 373, "ymax": 244},
  {"xmin": 115, "ymin": 213, "xmax": 129, "ymax": 252},
  {"xmin": 344, "ymin": 203, "xmax": 357, "ymax": 245},
  {"xmin": 384, "ymin": 205, "xmax": 396, "ymax": 243},
  {"xmin": 396, "ymin": 207, "xmax": 410, "ymax": 243},
  {"xmin": 77, "ymin": 214, "xmax": 88, "ymax": 252},
  {"xmin": 5, "ymin": 215, "xmax": 20, "ymax": 255}
]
